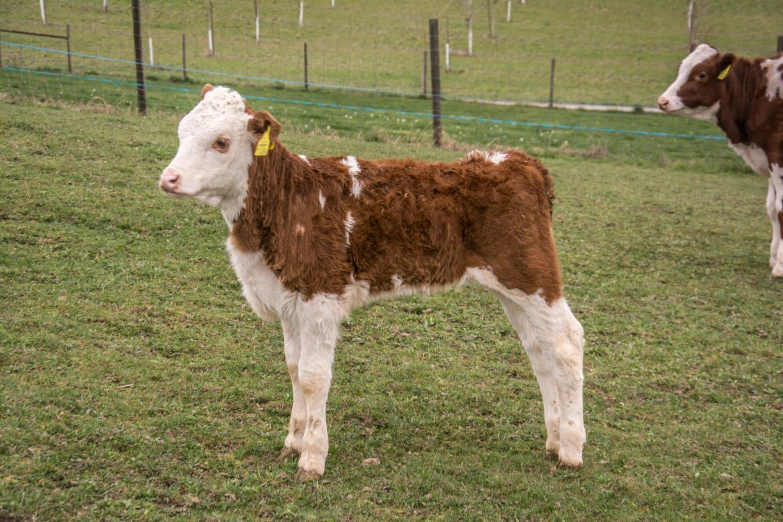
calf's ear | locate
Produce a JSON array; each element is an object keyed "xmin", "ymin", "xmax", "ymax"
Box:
[
  {"xmin": 717, "ymin": 53, "xmax": 737, "ymax": 79},
  {"xmin": 200, "ymin": 83, "xmax": 214, "ymax": 100},
  {"xmin": 248, "ymin": 110, "xmax": 282, "ymax": 143}
]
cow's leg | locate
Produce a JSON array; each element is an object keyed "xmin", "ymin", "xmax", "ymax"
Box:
[
  {"xmin": 278, "ymin": 319, "xmax": 306, "ymax": 461},
  {"xmin": 499, "ymin": 291, "xmax": 585, "ymax": 467},
  {"xmin": 497, "ymin": 295, "xmax": 562, "ymax": 457},
  {"xmin": 295, "ymin": 295, "xmax": 341, "ymax": 481},
  {"xmin": 769, "ymin": 171, "xmax": 783, "ymax": 277}
]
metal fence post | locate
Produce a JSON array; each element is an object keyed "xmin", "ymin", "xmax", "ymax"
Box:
[{"xmin": 304, "ymin": 42, "xmax": 308, "ymax": 91}]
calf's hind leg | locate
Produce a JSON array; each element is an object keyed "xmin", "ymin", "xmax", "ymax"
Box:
[
  {"xmin": 498, "ymin": 290, "xmax": 585, "ymax": 467},
  {"xmin": 497, "ymin": 295, "xmax": 562, "ymax": 457}
]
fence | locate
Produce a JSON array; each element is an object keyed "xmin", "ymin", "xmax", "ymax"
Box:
[
  {"xmin": 1, "ymin": 0, "xmax": 782, "ymax": 148},
  {"xmin": 2, "ymin": 1, "xmax": 781, "ymax": 107}
]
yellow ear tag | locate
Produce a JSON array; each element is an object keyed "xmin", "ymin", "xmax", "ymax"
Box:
[
  {"xmin": 254, "ymin": 128, "xmax": 271, "ymax": 156},
  {"xmin": 718, "ymin": 64, "xmax": 731, "ymax": 81}
]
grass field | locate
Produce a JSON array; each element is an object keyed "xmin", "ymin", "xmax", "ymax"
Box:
[
  {"xmin": 2, "ymin": 0, "xmax": 782, "ymax": 105},
  {"xmin": 2, "ymin": 90, "xmax": 782, "ymax": 520}
]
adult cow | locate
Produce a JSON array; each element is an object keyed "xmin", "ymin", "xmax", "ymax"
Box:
[
  {"xmin": 658, "ymin": 43, "xmax": 783, "ymax": 276},
  {"xmin": 159, "ymin": 85, "xmax": 585, "ymax": 481}
]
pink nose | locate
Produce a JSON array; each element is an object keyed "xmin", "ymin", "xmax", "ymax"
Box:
[
  {"xmin": 657, "ymin": 96, "xmax": 670, "ymax": 111},
  {"xmin": 159, "ymin": 168, "xmax": 180, "ymax": 192}
]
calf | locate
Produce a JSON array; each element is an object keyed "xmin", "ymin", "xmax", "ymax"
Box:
[
  {"xmin": 659, "ymin": 44, "xmax": 783, "ymax": 276},
  {"xmin": 159, "ymin": 85, "xmax": 585, "ymax": 481}
]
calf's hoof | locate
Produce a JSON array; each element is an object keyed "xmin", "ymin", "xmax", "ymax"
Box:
[
  {"xmin": 296, "ymin": 467, "xmax": 323, "ymax": 482},
  {"xmin": 557, "ymin": 450, "xmax": 583, "ymax": 469},
  {"xmin": 277, "ymin": 446, "xmax": 299, "ymax": 462},
  {"xmin": 545, "ymin": 439, "xmax": 560, "ymax": 459},
  {"xmin": 772, "ymin": 264, "xmax": 783, "ymax": 277}
]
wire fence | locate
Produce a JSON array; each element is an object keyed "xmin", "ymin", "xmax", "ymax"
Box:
[
  {"xmin": 2, "ymin": 1, "xmax": 781, "ymax": 108},
  {"xmin": 1, "ymin": 0, "xmax": 781, "ymax": 155}
]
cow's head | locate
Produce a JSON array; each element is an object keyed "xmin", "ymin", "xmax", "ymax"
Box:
[
  {"xmin": 658, "ymin": 44, "xmax": 736, "ymax": 122},
  {"xmin": 159, "ymin": 85, "xmax": 281, "ymax": 217}
]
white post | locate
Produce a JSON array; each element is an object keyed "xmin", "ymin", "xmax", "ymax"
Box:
[
  {"xmin": 468, "ymin": 17, "xmax": 473, "ymax": 56},
  {"xmin": 148, "ymin": 37, "xmax": 154, "ymax": 65},
  {"xmin": 103, "ymin": 0, "xmax": 108, "ymax": 12},
  {"xmin": 507, "ymin": 0, "xmax": 511, "ymax": 22},
  {"xmin": 39, "ymin": 0, "xmax": 47, "ymax": 25},
  {"xmin": 445, "ymin": 43, "xmax": 450, "ymax": 71},
  {"xmin": 299, "ymin": 1, "xmax": 304, "ymax": 27},
  {"xmin": 255, "ymin": 16, "xmax": 260, "ymax": 42},
  {"xmin": 331, "ymin": 0, "xmax": 335, "ymax": 7},
  {"xmin": 688, "ymin": 0, "xmax": 695, "ymax": 45}
]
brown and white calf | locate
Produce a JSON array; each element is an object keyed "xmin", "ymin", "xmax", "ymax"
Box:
[
  {"xmin": 659, "ymin": 44, "xmax": 783, "ymax": 276},
  {"xmin": 159, "ymin": 85, "xmax": 585, "ymax": 481}
]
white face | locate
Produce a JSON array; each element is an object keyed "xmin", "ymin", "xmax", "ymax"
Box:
[
  {"xmin": 159, "ymin": 87, "xmax": 254, "ymax": 215},
  {"xmin": 658, "ymin": 44, "xmax": 721, "ymax": 122}
]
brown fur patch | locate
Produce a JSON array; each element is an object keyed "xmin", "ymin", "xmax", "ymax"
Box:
[{"xmin": 231, "ymin": 118, "xmax": 564, "ymax": 302}]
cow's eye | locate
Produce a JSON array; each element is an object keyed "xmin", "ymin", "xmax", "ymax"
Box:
[
  {"xmin": 212, "ymin": 138, "xmax": 230, "ymax": 152},
  {"xmin": 697, "ymin": 72, "xmax": 706, "ymax": 80}
]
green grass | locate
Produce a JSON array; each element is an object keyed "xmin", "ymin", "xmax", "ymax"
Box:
[
  {"xmin": 2, "ymin": 93, "xmax": 782, "ymax": 520},
  {"xmin": 1, "ymin": 0, "xmax": 782, "ymax": 106}
]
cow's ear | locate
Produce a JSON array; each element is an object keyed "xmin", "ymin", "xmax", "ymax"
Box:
[
  {"xmin": 718, "ymin": 53, "xmax": 737, "ymax": 79},
  {"xmin": 200, "ymin": 83, "xmax": 214, "ymax": 100},
  {"xmin": 248, "ymin": 110, "xmax": 282, "ymax": 143}
]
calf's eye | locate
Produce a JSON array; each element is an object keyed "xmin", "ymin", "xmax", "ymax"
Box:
[
  {"xmin": 212, "ymin": 138, "xmax": 230, "ymax": 152},
  {"xmin": 697, "ymin": 72, "xmax": 706, "ymax": 80}
]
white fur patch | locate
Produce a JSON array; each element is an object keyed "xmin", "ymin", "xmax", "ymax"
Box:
[
  {"xmin": 463, "ymin": 150, "xmax": 507, "ymax": 164},
  {"xmin": 762, "ymin": 55, "xmax": 783, "ymax": 101},
  {"xmin": 729, "ymin": 143, "xmax": 770, "ymax": 176},
  {"xmin": 341, "ymin": 156, "xmax": 363, "ymax": 198},
  {"xmin": 226, "ymin": 242, "xmax": 287, "ymax": 322},
  {"xmin": 299, "ymin": 154, "xmax": 311, "ymax": 165},
  {"xmin": 318, "ymin": 190, "xmax": 326, "ymax": 210}
]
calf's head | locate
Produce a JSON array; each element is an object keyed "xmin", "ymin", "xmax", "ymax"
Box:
[
  {"xmin": 160, "ymin": 84, "xmax": 281, "ymax": 211},
  {"xmin": 658, "ymin": 43, "xmax": 736, "ymax": 122}
]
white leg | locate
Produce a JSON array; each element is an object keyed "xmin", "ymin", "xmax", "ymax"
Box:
[
  {"xmin": 294, "ymin": 295, "xmax": 342, "ymax": 481},
  {"xmin": 279, "ymin": 319, "xmax": 306, "ymax": 460},
  {"xmin": 498, "ymin": 296, "xmax": 562, "ymax": 456},
  {"xmin": 501, "ymin": 293, "xmax": 585, "ymax": 467},
  {"xmin": 769, "ymin": 170, "xmax": 783, "ymax": 277},
  {"xmin": 539, "ymin": 298, "xmax": 586, "ymax": 468}
]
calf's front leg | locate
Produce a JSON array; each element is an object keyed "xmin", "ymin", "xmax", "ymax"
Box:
[
  {"xmin": 278, "ymin": 320, "xmax": 306, "ymax": 461},
  {"xmin": 294, "ymin": 295, "xmax": 341, "ymax": 481}
]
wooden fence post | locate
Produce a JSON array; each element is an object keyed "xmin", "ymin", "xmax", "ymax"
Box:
[
  {"xmin": 549, "ymin": 57, "xmax": 555, "ymax": 108},
  {"xmin": 422, "ymin": 50, "xmax": 428, "ymax": 96},
  {"xmin": 429, "ymin": 18, "xmax": 442, "ymax": 148},
  {"xmin": 131, "ymin": 0, "xmax": 147, "ymax": 115},
  {"xmin": 66, "ymin": 24, "xmax": 72, "ymax": 73},
  {"xmin": 182, "ymin": 34, "xmax": 187, "ymax": 81}
]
